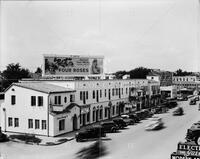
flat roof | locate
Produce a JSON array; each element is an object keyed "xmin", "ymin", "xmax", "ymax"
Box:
[
  {"xmin": 21, "ymin": 78, "xmax": 149, "ymax": 83},
  {"xmin": 13, "ymin": 82, "xmax": 75, "ymax": 94}
]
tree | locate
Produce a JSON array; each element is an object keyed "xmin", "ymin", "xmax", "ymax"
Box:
[
  {"xmin": 114, "ymin": 70, "xmax": 127, "ymax": 79},
  {"xmin": 129, "ymin": 67, "xmax": 151, "ymax": 79},
  {"xmin": 174, "ymin": 69, "xmax": 193, "ymax": 76},
  {"xmin": 35, "ymin": 67, "xmax": 42, "ymax": 74},
  {"xmin": 1, "ymin": 63, "xmax": 31, "ymax": 90}
]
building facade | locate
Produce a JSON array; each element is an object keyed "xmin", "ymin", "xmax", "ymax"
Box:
[
  {"xmin": 147, "ymin": 70, "xmax": 173, "ymax": 86},
  {"xmin": 173, "ymin": 76, "xmax": 200, "ymax": 91},
  {"xmin": 1, "ymin": 78, "xmax": 160, "ymax": 136}
]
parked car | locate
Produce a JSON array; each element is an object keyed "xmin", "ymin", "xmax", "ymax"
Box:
[
  {"xmin": 120, "ymin": 115, "xmax": 135, "ymax": 125},
  {"xmin": 173, "ymin": 107, "xmax": 184, "ymax": 116},
  {"xmin": 191, "ymin": 121, "xmax": 200, "ymax": 129},
  {"xmin": 145, "ymin": 117, "xmax": 164, "ymax": 131},
  {"xmin": 177, "ymin": 95, "xmax": 188, "ymax": 101},
  {"xmin": 189, "ymin": 99, "xmax": 196, "ymax": 105},
  {"xmin": 75, "ymin": 125, "xmax": 106, "ymax": 142},
  {"xmin": 0, "ymin": 131, "xmax": 9, "ymax": 142},
  {"xmin": 135, "ymin": 110, "xmax": 149, "ymax": 120},
  {"xmin": 113, "ymin": 118, "xmax": 128, "ymax": 129},
  {"xmin": 194, "ymin": 96, "xmax": 200, "ymax": 101},
  {"xmin": 185, "ymin": 125, "xmax": 200, "ymax": 145},
  {"xmin": 141, "ymin": 109, "xmax": 154, "ymax": 118},
  {"xmin": 129, "ymin": 113, "xmax": 140, "ymax": 123},
  {"xmin": 167, "ymin": 101, "xmax": 178, "ymax": 109},
  {"xmin": 100, "ymin": 121, "xmax": 119, "ymax": 133},
  {"xmin": 154, "ymin": 106, "xmax": 165, "ymax": 114}
]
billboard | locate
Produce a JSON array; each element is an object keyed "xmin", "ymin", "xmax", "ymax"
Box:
[{"xmin": 43, "ymin": 55, "xmax": 104, "ymax": 76}]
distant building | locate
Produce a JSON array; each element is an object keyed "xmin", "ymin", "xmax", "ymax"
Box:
[
  {"xmin": 160, "ymin": 85, "xmax": 177, "ymax": 99},
  {"xmin": 173, "ymin": 76, "xmax": 200, "ymax": 92},
  {"xmin": 147, "ymin": 69, "xmax": 173, "ymax": 86},
  {"xmin": 122, "ymin": 74, "xmax": 130, "ymax": 79}
]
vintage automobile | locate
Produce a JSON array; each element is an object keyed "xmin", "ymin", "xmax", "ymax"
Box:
[
  {"xmin": 100, "ymin": 121, "xmax": 119, "ymax": 133},
  {"xmin": 173, "ymin": 107, "xmax": 184, "ymax": 116},
  {"xmin": 145, "ymin": 117, "xmax": 164, "ymax": 131},
  {"xmin": 185, "ymin": 125, "xmax": 200, "ymax": 145},
  {"xmin": 0, "ymin": 131, "xmax": 9, "ymax": 142},
  {"xmin": 120, "ymin": 115, "xmax": 135, "ymax": 125},
  {"xmin": 194, "ymin": 96, "xmax": 200, "ymax": 101},
  {"xmin": 189, "ymin": 99, "xmax": 196, "ymax": 105},
  {"xmin": 135, "ymin": 110, "xmax": 151, "ymax": 120},
  {"xmin": 167, "ymin": 101, "xmax": 178, "ymax": 109},
  {"xmin": 113, "ymin": 118, "xmax": 128, "ymax": 129},
  {"xmin": 177, "ymin": 96, "xmax": 188, "ymax": 101},
  {"xmin": 129, "ymin": 113, "xmax": 140, "ymax": 123},
  {"xmin": 75, "ymin": 125, "xmax": 106, "ymax": 142},
  {"xmin": 190, "ymin": 121, "xmax": 200, "ymax": 129},
  {"xmin": 154, "ymin": 106, "xmax": 168, "ymax": 114}
]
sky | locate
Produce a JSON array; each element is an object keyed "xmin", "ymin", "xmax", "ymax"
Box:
[{"xmin": 0, "ymin": 0, "xmax": 200, "ymax": 73}]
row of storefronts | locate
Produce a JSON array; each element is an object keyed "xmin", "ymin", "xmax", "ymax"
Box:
[{"xmin": 0, "ymin": 78, "xmax": 161, "ymax": 136}]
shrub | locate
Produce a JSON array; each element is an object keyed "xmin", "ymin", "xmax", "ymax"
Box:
[{"xmin": 9, "ymin": 134, "xmax": 41, "ymax": 144}]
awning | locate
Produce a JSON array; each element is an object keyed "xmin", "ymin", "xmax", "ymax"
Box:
[
  {"xmin": 81, "ymin": 107, "xmax": 90, "ymax": 114},
  {"xmin": 125, "ymin": 104, "xmax": 133, "ymax": 108},
  {"xmin": 80, "ymin": 104, "xmax": 90, "ymax": 114}
]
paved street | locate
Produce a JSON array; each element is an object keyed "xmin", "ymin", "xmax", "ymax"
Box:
[{"xmin": 0, "ymin": 100, "xmax": 200, "ymax": 159}]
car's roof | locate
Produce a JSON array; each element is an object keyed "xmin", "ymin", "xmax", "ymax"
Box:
[
  {"xmin": 113, "ymin": 118, "xmax": 123, "ymax": 120},
  {"xmin": 101, "ymin": 121, "xmax": 115, "ymax": 124},
  {"xmin": 150, "ymin": 116, "xmax": 162, "ymax": 121},
  {"xmin": 121, "ymin": 114, "xmax": 129, "ymax": 117}
]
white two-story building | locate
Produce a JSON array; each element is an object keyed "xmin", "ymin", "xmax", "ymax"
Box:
[{"xmin": 1, "ymin": 78, "xmax": 160, "ymax": 137}]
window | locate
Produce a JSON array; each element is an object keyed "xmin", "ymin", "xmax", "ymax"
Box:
[
  {"xmin": 100, "ymin": 90, "xmax": 102, "ymax": 98},
  {"xmin": 28, "ymin": 119, "xmax": 33, "ymax": 128},
  {"xmin": 59, "ymin": 119, "xmax": 65, "ymax": 131},
  {"xmin": 93, "ymin": 90, "xmax": 95, "ymax": 99},
  {"xmin": 64, "ymin": 97, "xmax": 67, "ymax": 103},
  {"xmin": 55, "ymin": 96, "xmax": 61, "ymax": 105},
  {"xmin": 93, "ymin": 108, "xmax": 96, "ymax": 122},
  {"xmin": 126, "ymin": 88, "xmax": 128, "ymax": 94},
  {"xmin": 80, "ymin": 91, "xmax": 83, "ymax": 100},
  {"xmin": 14, "ymin": 118, "xmax": 19, "ymax": 127},
  {"xmin": 8, "ymin": 117, "xmax": 12, "ymax": 127},
  {"xmin": 100, "ymin": 106, "xmax": 103, "ymax": 119},
  {"xmin": 11, "ymin": 95, "xmax": 16, "ymax": 105},
  {"xmin": 116, "ymin": 106, "xmax": 119, "ymax": 114},
  {"xmin": 58, "ymin": 96, "xmax": 61, "ymax": 104},
  {"xmin": 112, "ymin": 88, "xmax": 114, "ymax": 96},
  {"xmin": 87, "ymin": 112, "xmax": 90, "ymax": 122},
  {"xmin": 42, "ymin": 120, "xmax": 47, "ymax": 130},
  {"xmin": 104, "ymin": 108, "xmax": 107, "ymax": 118},
  {"xmin": 38, "ymin": 96, "xmax": 43, "ymax": 106},
  {"xmin": 80, "ymin": 114, "xmax": 82, "ymax": 124},
  {"xmin": 31, "ymin": 96, "xmax": 36, "ymax": 106},
  {"xmin": 35, "ymin": 119, "xmax": 40, "ymax": 129},
  {"xmin": 86, "ymin": 91, "xmax": 88, "ymax": 100},
  {"xmin": 104, "ymin": 89, "xmax": 107, "ymax": 97},
  {"xmin": 55, "ymin": 96, "xmax": 58, "ymax": 104},
  {"xmin": 112, "ymin": 106, "xmax": 115, "ymax": 116},
  {"xmin": 70, "ymin": 94, "xmax": 75, "ymax": 102}
]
